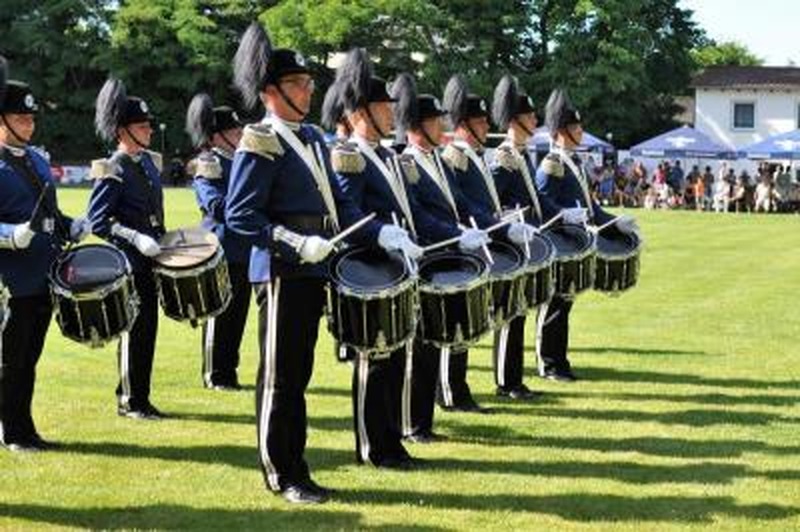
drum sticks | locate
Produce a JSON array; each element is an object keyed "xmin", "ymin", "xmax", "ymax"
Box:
[{"xmin": 329, "ymin": 212, "xmax": 377, "ymax": 246}]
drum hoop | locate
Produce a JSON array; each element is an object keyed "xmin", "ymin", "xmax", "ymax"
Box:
[
  {"xmin": 49, "ymin": 244, "xmax": 133, "ymax": 296},
  {"xmin": 333, "ymin": 276, "xmax": 417, "ymax": 300},
  {"xmin": 544, "ymin": 225, "xmax": 597, "ymax": 262},
  {"xmin": 419, "ymin": 273, "xmax": 489, "ymax": 294},
  {"xmin": 50, "ymin": 273, "xmax": 132, "ymax": 301},
  {"xmin": 332, "ymin": 247, "xmax": 410, "ymax": 292},
  {"xmin": 595, "ymin": 236, "xmax": 641, "ymax": 262},
  {"xmin": 153, "ymin": 247, "xmax": 224, "ymax": 278}
]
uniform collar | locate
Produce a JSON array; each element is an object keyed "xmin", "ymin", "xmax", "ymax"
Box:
[
  {"xmin": 353, "ymin": 133, "xmax": 379, "ymax": 148},
  {"xmin": 268, "ymin": 115, "xmax": 301, "ymax": 131},
  {"xmin": 0, "ymin": 142, "xmax": 27, "ymax": 158},
  {"xmin": 212, "ymin": 146, "xmax": 234, "ymax": 161},
  {"xmin": 116, "ymin": 149, "xmax": 143, "ymax": 163}
]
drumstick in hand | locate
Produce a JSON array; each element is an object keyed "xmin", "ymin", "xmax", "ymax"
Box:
[
  {"xmin": 391, "ymin": 211, "xmax": 417, "ymax": 276},
  {"xmin": 538, "ymin": 211, "xmax": 564, "ymax": 231},
  {"xmin": 591, "ymin": 216, "xmax": 621, "ymax": 234},
  {"xmin": 329, "ymin": 212, "xmax": 377, "ymax": 246},
  {"xmin": 470, "ymin": 216, "xmax": 494, "ymax": 265},
  {"xmin": 515, "ymin": 206, "xmax": 530, "ymax": 261}
]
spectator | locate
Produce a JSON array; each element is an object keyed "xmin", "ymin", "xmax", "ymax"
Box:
[
  {"xmin": 702, "ymin": 165, "xmax": 714, "ymax": 207},
  {"xmin": 668, "ymin": 160, "xmax": 685, "ymax": 194}
]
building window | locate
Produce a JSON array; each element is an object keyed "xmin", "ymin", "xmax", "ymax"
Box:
[{"xmin": 732, "ymin": 102, "xmax": 755, "ymax": 130}]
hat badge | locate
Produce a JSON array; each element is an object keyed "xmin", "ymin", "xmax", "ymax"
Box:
[
  {"xmin": 479, "ymin": 99, "xmax": 487, "ymax": 112},
  {"xmin": 24, "ymin": 94, "xmax": 35, "ymax": 110},
  {"xmin": 433, "ymin": 98, "xmax": 442, "ymax": 111},
  {"xmin": 527, "ymin": 96, "xmax": 533, "ymax": 107},
  {"xmin": 232, "ymin": 111, "xmax": 239, "ymax": 122},
  {"xmin": 295, "ymin": 53, "xmax": 306, "ymax": 67},
  {"xmin": 575, "ymin": 110, "xmax": 582, "ymax": 121},
  {"xmin": 140, "ymin": 100, "xmax": 149, "ymax": 113}
]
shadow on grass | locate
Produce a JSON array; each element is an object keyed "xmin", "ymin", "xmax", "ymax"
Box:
[
  {"xmin": 471, "ymin": 345, "xmax": 714, "ymax": 357},
  {"xmin": 57, "ymin": 442, "xmax": 354, "ymax": 473},
  {"xmin": 537, "ymin": 390, "xmax": 800, "ymax": 408},
  {"xmin": 333, "ymin": 490, "xmax": 799, "ymax": 523},
  {"xmin": 442, "ymin": 426, "xmax": 800, "ymax": 459},
  {"xmin": 525, "ymin": 406, "xmax": 797, "ymax": 427},
  {"xmin": 580, "ymin": 367, "xmax": 800, "ymax": 391},
  {"xmin": 0, "ymin": 503, "xmax": 445, "ymax": 530}
]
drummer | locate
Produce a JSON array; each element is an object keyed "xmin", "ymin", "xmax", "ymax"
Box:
[
  {"xmin": 534, "ymin": 88, "xmax": 639, "ymax": 381},
  {"xmin": 438, "ymin": 74, "xmax": 539, "ymax": 412},
  {"xmin": 87, "ymin": 78, "xmax": 167, "ymax": 419},
  {"xmin": 389, "ymin": 72, "xmax": 491, "ymax": 443},
  {"xmin": 0, "ymin": 69, "xmax": 90, "ymax": 451},
  {"xmin": 225, "ymin": 23, "xmax": 417, "ymax": 504},
  {"xmin": 488, "ymin": 75, "xmax": 545, "ymax": 400},
  {"xmin": 186, "ymin": 93, "xmax": 249, "ymax": 391},
  {"xmin": 329, "ymin": 48, "xmax": 425, "ymax": 469}
]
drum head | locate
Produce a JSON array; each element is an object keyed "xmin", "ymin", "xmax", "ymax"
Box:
[
  {"xmin": 332, "ymin": 247, "xmax": 406, "ymax": 291},
  {"xmin": 526, "ymin": 234, "xmax": 555, "ymax": 266},
  {"xmin": 419, "ymin": 252, "xmax": 485, "ymax": 287},
  {"xmin": 156, "ymin": 227, "xmax": 220, "ymax": 269},
  {"xmin": 543, "ymin": 224, "xmax": 593, "ymax": 258},
  {"xmin": 486, "ymin": 241, "xmax": 523, "ymax": 276},
  {"xmin": 55, "ymin": 244, "xmax": 128, "ymax": 292},
  {"xmin": 597, "ymin": 230, "xmax": 638, "ymax": 255}
]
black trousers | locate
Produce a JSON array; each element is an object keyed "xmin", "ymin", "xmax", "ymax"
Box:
[
  {"xmin": 351, "ymin": 346, "xmax": 408, "ymax": 464},
  {"xmin": 255, "ymin": 277, "xmax": 325, "ymax": 492},
  {"xmin": 117, "ymin": 270, "xmax": 158, "ymax": 410},
  {"xmin": 401, "ymin": 338, "xmax": 440, "ymax": 437},
  {"xmin": 436, "ymin": 347, "xmax": 476, "ymax": 407},
  {"xmin": 536, "ymin": 296, "xmax": 574, "ymax": 375},
  {"xmin": 493, "ymin": 315, "xmax": 527, "ymax": 389},
  {"xmin": 0, "ymin": 295, "xmax": 52, "ymax": 444},
  {"xmin": 201, "ymin": 262, "xmax": 251, "ymax": 386}
]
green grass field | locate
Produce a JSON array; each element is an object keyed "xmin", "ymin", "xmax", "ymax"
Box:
[{"xmin": 1, "ymin": 188, "xmax": 798, "ymax": 531}]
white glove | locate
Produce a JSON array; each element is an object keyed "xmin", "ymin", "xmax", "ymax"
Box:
[
  {"xmin": 70, "ymin": 216, "xmax": 92, "ymax": 242},
  {"xmin": 378, "ymin": 225, "xmax": 423, "ymax": 260},
  {"xmin": 615, "ymin": 214, "xmax": 640, "ymax": 235},
  {"xmin": 111, "ymin": 223, "xmax": 162, "ymax": 257},
  {"xmin": 299, "ymin": 235, "xmax": 334, "ymax": 264},
  {"xmin": 563, "ymin": 207, "xmax": 588, "ymax": 225},
  {"xmin": 507, "ymin": 222, "xmax": 538, "ymax": 245},
  {"xmin": 458, "ymin": 228, "xmax": 490, "ymax": 252},
  {"xmin": 12, "ymin": 223, "xmax": 35, "ymax": 249}
]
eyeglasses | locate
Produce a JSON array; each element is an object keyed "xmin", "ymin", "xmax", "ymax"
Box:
[{"xmin": 280, "ymin": 77, "xmax": 315, "ymax": 92}]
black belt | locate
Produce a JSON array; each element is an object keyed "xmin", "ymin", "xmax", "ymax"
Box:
[{"xmin": 275, "ymin": 214, "xmax": 334, "ymax": 235}]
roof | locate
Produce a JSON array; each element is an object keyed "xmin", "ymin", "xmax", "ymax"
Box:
[{"xmin": 693, "ymin": 66, "xmax": 800, "ymax": 90}]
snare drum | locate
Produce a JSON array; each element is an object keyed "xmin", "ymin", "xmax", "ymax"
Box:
[
  {"xmin": 153, "ymin": 227, "xmax": 232, "ymax": 325},
  {"xmin": 594, "ymin": 230, "xmax": 641, "ymax": 294},
  {"xmin": 520, "ymin": 233, "xmax": 556, "ymax": 310},
  {"xmin": 50, "ymin": 244, "xmax": 139, "ymax": 347},
  {"xmin": 417, "ymin": 251, "xmax": 491, "ymax": 349},
  {"xmin": 480, "ymin": 241, "xmax": 526, "ymax": 325},
  {"xmin": 327, "ymin": 247, "xmax": 417, "ymax": 357},
  {"xmin": 542, "ymin": 224, "xmax": 597, "ymax": 298}
]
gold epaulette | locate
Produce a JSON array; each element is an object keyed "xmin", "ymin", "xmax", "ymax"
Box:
[
  {"xmin": 441, "ymin": 143, "xmax": 469, "ymax": 172},
  {"xmin": 193, "ymin": 154, "xmax": 223, "ymax": 180},
  {"xmin": 146, "ymin": 150, "xmax": 163, "ymax": 173},
  {"xmin": 540, "ymin": 153, "xmax": 565, "ymax": 178},
  {"xmin": 398, "ymin": 154, "xmax": 420, "ymax": 184},
  {"xmin": 493, "ymin": 144, "xmax": 518, "ymax": 171},
  {"xmin": 238, "ymin": 123, "xmax": 284, "ymax": 160},
  {"xmin": 331, "ymin": 142, "xmax": 366, "ymax": 174},
  {"xmin": 89, "ymin": 158, "xmax": 123, "ymax": 182}
]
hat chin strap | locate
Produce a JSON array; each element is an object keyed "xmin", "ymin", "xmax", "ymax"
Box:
[
  {"xmin": 364, "ymin": 105, "xmax": 387, "ymax": 140},
  {"xmin": 219, "ymin": 131, "xmax": 238, "ymax": 153},
  {"xmin": 275, "ymin": 84, "xmax": 307, "ymax": 120},
  {"xmin": 122, "ymin": 126, "xmax": 149, "ymax": 152},
  {"xmin": 463, "ymin": 121, "xmax": 484, "ymax": 149},
  {"xmin": 513, "ymin": 117, "xmax": 533, "ymax": 137},
  {"xmin": 1, "ymin": 115, "xmax": 31, "ymax": 146}
]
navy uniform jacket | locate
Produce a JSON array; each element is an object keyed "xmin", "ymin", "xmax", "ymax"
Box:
[
  {"xmin": 398, "ymin": 145, "xmax": 463, "ymax": 246},
  {"xmin": 0, "ymin": 145, "xmax": 73, "ymax": 297},
  {"xmin": 224, "ymin": 119, "xmax": 381, "ymax": 282},
  {"xmin": 534, "ymin": 150, "xmax": 613, "ymax": 225},
  {"xmin": 192, "ymin": 148, "xmax": 251, "ymax": 265},
  {"xmin": 87, "ymin": 150, "xmax": 165, "ymax": 272},
  {"xmin": 491, "ymin": 141, "xmax": 543, "ymax": 226},
  {"xmin": 440, "ymin": 141, "xmax": 501, "ymax": 230}
]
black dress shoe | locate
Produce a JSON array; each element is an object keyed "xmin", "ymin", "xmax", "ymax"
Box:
[
  {"xmin": 541, "ymin": 371, "xmax": 577, "ymax": 382},
  {"xmin": 441, "ymin": 399, "xmax": 491, "ymax": 413},
  {"xmin": 208, "ymin": 381, "xmax": 243, "ymax": 391},
  {"xmin": 118, "ymin": 403, "xmax": 166, "ymax": 420},
  {"xmin": 281, "ymin": 483, "xmax": 328, "ymax": 504},
  {"xmin": 30, "ymin": 435, "xmax": 61, "ymax": 450},
  {"xmin": 4, "ymin": 441, "xmax": 41, "ymax": 453},
  {"xmin": 404, "ymin": 430, "xmax": 447, "ymax": 444},
  {"xmin": 375, "ymin": 456, "xmax": 415, "ymax": 470},
  {"xmin": 303, "ymin": 478, "xmax": 334, "ymax": 497},
  {"xmin": 496, "ymin": 384, "xmax": 542, "ymax": 400}
]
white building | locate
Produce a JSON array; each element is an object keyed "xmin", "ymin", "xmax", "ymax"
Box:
[{"xmin": 693, "ymin": 66, "xmax": 800, "ymax": 150}]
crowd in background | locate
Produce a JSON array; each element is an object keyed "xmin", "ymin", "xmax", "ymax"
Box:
[{"xmin": 585, "ymin": 157, "xmax": 800, "ymax": 214}]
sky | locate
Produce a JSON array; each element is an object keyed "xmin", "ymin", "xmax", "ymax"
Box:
[{"xmin": 680, "ymin": 0, "xmax": 800, "ymax": 66}]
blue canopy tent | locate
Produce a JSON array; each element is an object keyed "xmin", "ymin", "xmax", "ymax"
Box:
[
  {"xmin": 739, "ymin": 129, "xmax": 800, "ymax": 160},
  {"xmin": 629, "ymin": 125, "xmax": 738, "ymax": 159},
  {"xmin": 530, "ymin": 127, "xmax": 614, "ymax": 153}
]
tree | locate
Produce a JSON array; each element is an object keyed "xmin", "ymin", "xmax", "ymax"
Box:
[{"xmin": 692, "ymin": 41, "xmax": 763, "ymax": 69}]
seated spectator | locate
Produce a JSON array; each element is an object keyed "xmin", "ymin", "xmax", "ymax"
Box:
[
  {"xmin": 755, "ymin": 178, "xmax": 779, "ymax": 212},
  {"xmin": 712, "ymin": 176, "xmax": 730, "ymax": 213}
]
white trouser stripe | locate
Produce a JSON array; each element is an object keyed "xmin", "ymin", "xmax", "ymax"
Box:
[
  {"xmin": 203, "ymin": 317, "xmax": 216, "ymax": 384},
  {"xmin": 401, "ymin": 342, "xmax": 414, "ymax": 437},
  {"xmin": 495, "ymin": 325, "xmax": 509, "ymax": 387},
  {"xmin": 339, "ymin": 344, "xmax": 348, "ymax": 362},
  {"xmin": 120, "ymin": 332, "xmax": 131, "ymax": 405},
  {"xmin": 0, "ymin": 315, "xmax": 5, "ymax": 442},
  {"xmin": 356, "ymin": 352, "xmax": 372, "ymax": 463},
  {"xmin": 439, "ymin": 346, "xmax": 453, "ymax": 406},
  {"xmin": 258, "ymin": 279, "xmax": 281, "ymax": 491},
  {"xmin": 535, "ymin": 302, "xmax": 549, "ymax": 376}
]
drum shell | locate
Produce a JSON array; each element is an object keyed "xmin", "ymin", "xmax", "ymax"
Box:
[
  {"xmin": 519, "ymin": 234, "xmax": 556, "ymax": 310},
  {"xmin": 417, "ymin": 252, "xmax": 492, "ymax": 349},
  {"xmin": 49, "ymin": 244, "xmax": 139, "ymax": 348},
  {"xmin": 474, "ymin": 241, "xmax": 526, "ymax": 325},
  {"xmin": 594, "ymin": 232, "xmax": 641, "ymax": 293},
  {"xmin": 326, "ymin": 247, "xmax": 417, "ymax": 357},
  {"xmin": 154, "ymin": 248, "xmax": 232, "ymax": 324},
  {"xmin": 543, "ymin": 224, "xmax": 597, "ymax": 298}
]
